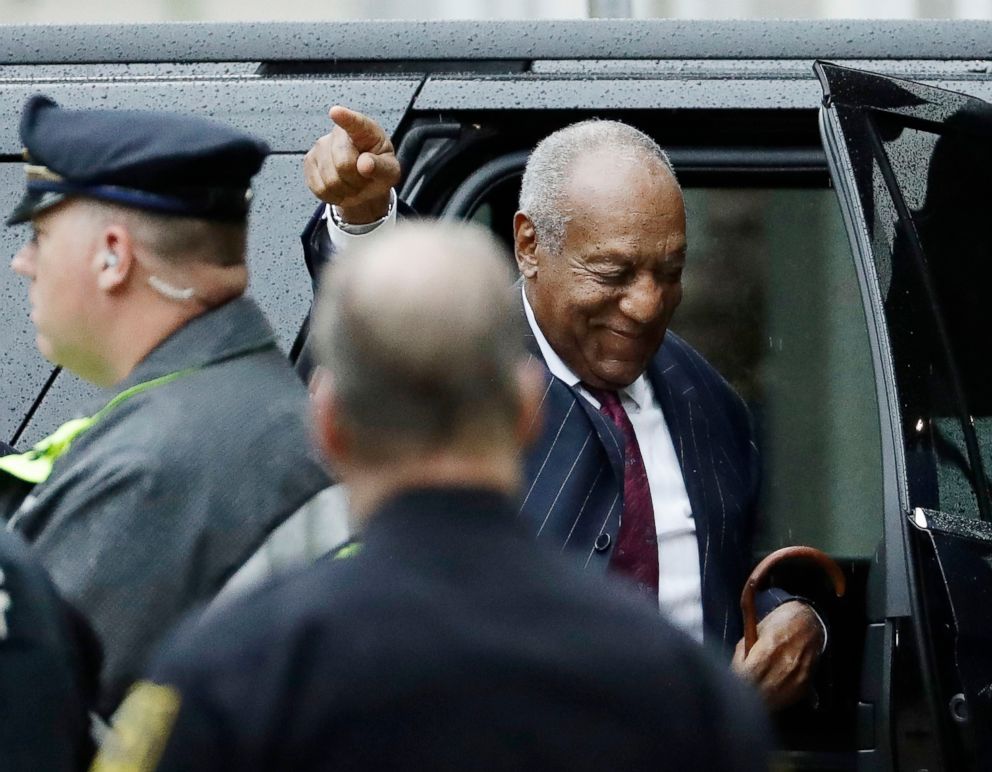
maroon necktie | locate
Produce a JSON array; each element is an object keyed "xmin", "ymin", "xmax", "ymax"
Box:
[{"xmin": 584, "ymin": 387, "xmax": 659, "ymax": 596}]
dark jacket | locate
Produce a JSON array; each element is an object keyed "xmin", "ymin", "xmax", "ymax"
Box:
[
  {"xmin": 3, "ymin": 296, "xmax": 330, "ymax": 711},
  {"xmin": 119, "ymin": 487, "xmax": 771, "ymax": 772},
  {"xmin": 0, "ymin": 527, "xmax": 101, "ymax": 771}
]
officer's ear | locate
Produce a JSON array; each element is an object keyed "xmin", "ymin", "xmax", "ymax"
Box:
[
  {"xmin": 94, "ymin": 225, "xmax": 135, "ymax": 293},
  {"xmin": 513, "ymin": 211, "xmax": 540, "ymax": 279}
]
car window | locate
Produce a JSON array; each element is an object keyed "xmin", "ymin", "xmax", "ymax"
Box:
[
  {"xmin": 868, "ymin": 109, "xmax": 992, "ymax": 521},
  {"xmin": 675, "ymin": 187, "xmax": 883, "ymax": 559}
]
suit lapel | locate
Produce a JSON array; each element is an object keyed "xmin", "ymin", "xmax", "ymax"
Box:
[
  {"xmin": 517, "ymin": 286, "xmax": 625, "ymax": 489},
  {"xmin": 572, "ymin": 388, "xmax": 625, "ymax": 485},
  {"xmin": 650, "ymin": 334, "xmax": 752, "ymax": 651},
  {"xmin": 516, "ymin": 288, "xmax": 625, "ymax": 566}
]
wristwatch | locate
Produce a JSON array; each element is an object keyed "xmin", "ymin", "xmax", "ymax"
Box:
[{"xmin": 328, "ymin": 190, "xmax": 395, "ymax": 235}]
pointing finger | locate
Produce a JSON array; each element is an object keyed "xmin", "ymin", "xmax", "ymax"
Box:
[{"xmin": 328, "ymin": 105, "xmax": 386, "ymax": 152}]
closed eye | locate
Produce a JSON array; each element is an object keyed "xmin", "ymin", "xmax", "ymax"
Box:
[{"xmin": 595, "ymin": 269, "xmax": 633, "ymax": 286}]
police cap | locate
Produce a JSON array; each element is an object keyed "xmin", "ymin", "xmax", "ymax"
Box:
[{"xmin": 7, "ymin": 94, "xmax": 270, "ymax": 226}]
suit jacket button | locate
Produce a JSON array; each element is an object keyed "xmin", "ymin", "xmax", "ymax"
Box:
[{"xmin": 594, "ymin": 533, "xmax": 611, "ymax": 552}]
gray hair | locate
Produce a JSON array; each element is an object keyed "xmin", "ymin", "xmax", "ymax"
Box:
[
  {"xmin": 313, "ymin": 221, "xmax": 524, "ymax": 462},
  {"xmin": 518, "ymin": 120, "xmax": 677, "ymax": 255}
]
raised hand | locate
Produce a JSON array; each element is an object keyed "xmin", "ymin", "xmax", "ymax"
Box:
[{"xmin": 304, "ymin": 105, "xmax": 401, "ymax": 225}]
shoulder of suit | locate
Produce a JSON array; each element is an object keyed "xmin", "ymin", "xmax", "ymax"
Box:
[
  {"xmin": 657, "ymin": 331, "xmax": 753, "ymax": 424},
  {"xmin": 660, "ymin": 331, "xmax": 736, "ymax": 393}
]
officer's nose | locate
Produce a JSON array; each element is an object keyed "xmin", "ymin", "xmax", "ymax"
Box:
[
  {"xmin": 10, "ymin": 242, "xmax": 36, "ymax": 279},
  {"xmin": 619, "ymin": 273, "xmax": 663, "ymax": 325}
]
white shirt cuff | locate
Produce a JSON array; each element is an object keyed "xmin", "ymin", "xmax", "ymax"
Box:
[{"xmin": 324, "ymin": 188, "xmax": 397, "ymax": 251}]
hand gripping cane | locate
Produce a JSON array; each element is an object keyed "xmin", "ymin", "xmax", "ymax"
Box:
[{"xmin": 740, "ymin": 546, "xmax": 847, "ymax": 657}]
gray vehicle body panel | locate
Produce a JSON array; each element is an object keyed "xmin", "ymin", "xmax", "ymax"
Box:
[{"xmin": 0, "ymin": 20, "xmax": 990, "ymax": 63}]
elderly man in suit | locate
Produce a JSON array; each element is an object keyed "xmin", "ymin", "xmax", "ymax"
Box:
[{"xmin": 300, "ymin": 106, "xmax": 824, "ymax": 709}]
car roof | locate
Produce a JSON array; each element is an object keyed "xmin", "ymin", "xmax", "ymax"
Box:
[{"xmin": 1, "ymin": 20, "xmax": 992, "ymax": 64}]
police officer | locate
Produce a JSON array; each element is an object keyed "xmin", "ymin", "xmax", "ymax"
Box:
[
  {"xmin": 92, "ymin": 222, "xmax": 771, "ymax": 772},
  {"xmin": 0, "ymin": 95, "xmax": 330, "ymax": 712}
]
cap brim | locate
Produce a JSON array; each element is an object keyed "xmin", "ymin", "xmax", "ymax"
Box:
[{"xmin": 6, "ymin": 189, "xmax": 67, "ymax": 226}]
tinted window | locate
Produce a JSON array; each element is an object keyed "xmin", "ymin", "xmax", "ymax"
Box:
[
  {"xmin": 675, "ymin": 188, "xmax": 882, "ymax": 559},
  {"xmin": 861, "ymin": 106, "xmax": 992, "ymax": 520}
]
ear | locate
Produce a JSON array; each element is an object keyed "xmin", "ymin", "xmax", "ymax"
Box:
[
  {"xmin": 94, "ymin": 224, "xmax": 135, "ymax": 293},
  {"xmin": 309, "ymin": 367, "xmax": 350, "ymax": 475},
  {"xmin": 513, "ymin": 358, "xmax": 545, "ymax": 449},
  {"xmin": 513, "ymin": 211, "xmax": 540, "ymax": 279}
]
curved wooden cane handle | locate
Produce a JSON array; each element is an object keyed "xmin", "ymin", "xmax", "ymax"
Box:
[{"xmin": 740, "ymin": 546, "xmax": 846, "ymax": 657}]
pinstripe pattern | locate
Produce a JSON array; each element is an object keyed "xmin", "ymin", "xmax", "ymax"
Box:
[
  {"xmin": 562, "ymin": 466, "xmax": 604, "ymax": 550},
  {"xmin": 520, "ymin": 319, "xmax": 761, "ymax": 653},
  {"xmin": 521, "ymin": 401, "xmax": 578, "ymax": 513},
  {"xmin": 537, "ymin": 433, "xmax": 592, "ymax": 536}
]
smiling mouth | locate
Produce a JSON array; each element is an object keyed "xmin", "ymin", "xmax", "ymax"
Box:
[{"xmin": 606, "ymin": 327, "xmax": 641, "ymax": 340}]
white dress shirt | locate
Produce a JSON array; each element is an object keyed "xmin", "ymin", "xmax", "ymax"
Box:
[{"xmin": 522, "ymin": 288, "xmax": 704, "ymax": 642}]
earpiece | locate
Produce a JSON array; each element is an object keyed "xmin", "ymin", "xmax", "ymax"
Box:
[{"xmin": 102, "ymin": 251, "xmax": 119, "ymax": 269}]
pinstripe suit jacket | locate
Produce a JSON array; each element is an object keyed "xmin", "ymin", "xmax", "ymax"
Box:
[
  {"xmin": 301, "ymin": 206, "xmax": 768, "ymax": 654},
  {"xmin": 517, "ymin": 300, "xmax": 763, "ymax": 654}
]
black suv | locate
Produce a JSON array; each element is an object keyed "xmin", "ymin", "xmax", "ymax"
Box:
[{"xmin": 1, "ymin": 20, "xmax": 991, "ymax": 772}]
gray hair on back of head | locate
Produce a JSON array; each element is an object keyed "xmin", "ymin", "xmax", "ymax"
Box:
[
  {"xmin": 518, "ymin": 120, "xmax": 677, "ymax": 255},
  {"xmin": 313, "ymin": 220, "xmax": 525, "ymax": 462}
]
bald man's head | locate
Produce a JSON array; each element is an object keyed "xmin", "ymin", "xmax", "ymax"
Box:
[{"xmin": 313, "ymin": 221, "xmax": 526, "ymax": 464}]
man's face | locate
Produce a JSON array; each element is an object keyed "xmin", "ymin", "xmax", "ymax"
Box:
[
  {"xmin": 10, "ymin": 201, "xmax": 103, "ymax": 374},
  {"xmin": 525, "ymin": 152, "xmax": 687, "ymax": 390}
]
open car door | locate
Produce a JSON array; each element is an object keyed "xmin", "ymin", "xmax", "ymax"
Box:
[{"xmin": 817, "ymin": 61, "xmax": 992, "ymax": 772}]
